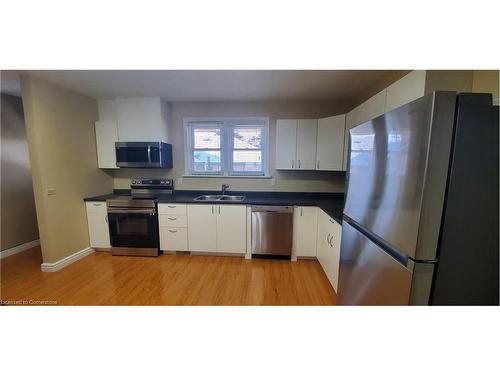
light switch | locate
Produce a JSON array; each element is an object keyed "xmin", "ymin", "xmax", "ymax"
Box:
[{"xmin": 46, "ymin": 188, "xmax": 56, "ymax": 196}]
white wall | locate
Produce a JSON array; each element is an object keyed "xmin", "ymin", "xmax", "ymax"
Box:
[{"xmin": 109, "ymin": 99, "xmax": 351, "ymax": 192}]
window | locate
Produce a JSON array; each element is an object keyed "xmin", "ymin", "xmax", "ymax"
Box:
[{"xmin": 185, "ymin": 118, "xmax": 268, "ymax": 177}]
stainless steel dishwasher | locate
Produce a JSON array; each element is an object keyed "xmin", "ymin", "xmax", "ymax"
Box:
[{"xmin": 251, "ymin": 206, "xmax": 294, "ymax": 258}]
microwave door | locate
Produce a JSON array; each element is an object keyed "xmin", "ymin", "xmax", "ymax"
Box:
[{"xmin": 115, "ymin": 142, "xmax": 161, "ymax": 168}]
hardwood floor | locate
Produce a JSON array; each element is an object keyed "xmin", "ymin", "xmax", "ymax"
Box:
[{"xmin": 0, "ymin": 247, "xmax": 337, "ymax": 306}]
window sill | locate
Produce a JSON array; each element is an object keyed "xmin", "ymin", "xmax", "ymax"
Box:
[{"xmin": 182, "ymin": 174, "xmax": 272, "ymax": 179}]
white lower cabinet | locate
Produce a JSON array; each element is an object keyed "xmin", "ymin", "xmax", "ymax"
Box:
[
  {"xmin": 85, "ymin": 201, "xmax": 110, "ymax": 248},
  {"xmin": 186, "ymin": 204, "xmax": 246, "ymax": 254},
  {"xmin": 316, "ymin": 210, "xmax": 342, "ymax": 292},
  {"xmin": 293, "ymin": 206, "xmax": 318, "ymax": 257},
  {"xmin": 187, "ymin": 204, "xmax": 217, "ymax": 252},
  {"xmin": 160, "ymin": 227, "xmax": 188, "ymax": 251},
  {"xmin": 216, "ymin": 205, "xmax": 247, "ymax": 253}
]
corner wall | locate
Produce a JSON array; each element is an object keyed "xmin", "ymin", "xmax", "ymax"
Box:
[
  {"xmin": 20, "ymin": 76, "xmax": 114, "ymax": 263},
  {"xmin": 1, "ymin": 94, "xmax": 39, "ymax": 250}
]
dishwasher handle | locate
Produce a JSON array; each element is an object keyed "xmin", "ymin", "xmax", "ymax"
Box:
[{"xmin": 251, "ymin": 205, "xmax": 293, "ymax": 213}]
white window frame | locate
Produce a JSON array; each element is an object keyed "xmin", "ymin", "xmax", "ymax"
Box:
[{"xmin": 184, "ymin": 117, "xmax": 269, "ymax": 177}]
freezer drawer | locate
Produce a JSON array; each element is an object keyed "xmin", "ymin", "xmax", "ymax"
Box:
[{"xmin": 338, "ymin": 220, "xmax": 413, "ymax": 305}]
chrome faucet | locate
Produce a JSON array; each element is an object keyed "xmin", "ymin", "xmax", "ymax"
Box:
[{"xmin": 221, "ymin": 184, "xmax": 229, "ymax": 195}]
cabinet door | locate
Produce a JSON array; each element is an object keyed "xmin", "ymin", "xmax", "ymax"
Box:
[
  {"xmin": 86, "ymin": 212, "xmax": 110, "ymax": 248},
  {"xmin": 294, "ymin": 207, "xmax": 318, "ymax": 257},
  {"xmin": 296, "ymin": 119, "xmax": 317, "ymax": 169},
  {"xmin": 276, "ymin": 119, "xmax": 297, "ymax": 169},
  {"xmin": 316, "ymin": 115, "xmax": 345, "ymax": 170},
  {"xmin": 160, "ymin": 227, "xmax": 188, "ymax": 251},
  {"xmin": 95, "ymin": 121, "xmax": 118, "ymax": 169},
  {"xmin": 115, "ymin": 97, "xmax": 167, "ymax": 141},
  {"xmin": 187, "ymin": 204, "xmax": 217, "ymax": 252},
  {"xmin": 316, "ymin": 210, "xmax": 328, "ymax": 266},
  {"xmin": 385, "ymin": 70, "xmax": 426, "ymax": 112},
  {"xmin": 324, "ymin": 218, "xmax": 342, "ymax": 292},
  {"xmin": 216, "ymin": 205, "xmax": 247, "ymax": 253}
]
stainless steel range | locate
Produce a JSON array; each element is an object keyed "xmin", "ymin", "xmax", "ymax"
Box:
[{"xmin": 107, "ymin": 178, "xmax": 173, "ymax": 257}]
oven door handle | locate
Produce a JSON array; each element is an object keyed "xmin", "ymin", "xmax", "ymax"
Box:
[
  {"xmin": 147, "ymin": 145, "xmax": 152, "ymax": 164},
  {"xmin": 107, "ymin": 208, "xmax": 156, "ymax": 215}
]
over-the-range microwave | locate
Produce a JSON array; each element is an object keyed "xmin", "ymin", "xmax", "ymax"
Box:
[{"xmin": 115, "ymin": 142, "xmax": 173, "ymax": 168}]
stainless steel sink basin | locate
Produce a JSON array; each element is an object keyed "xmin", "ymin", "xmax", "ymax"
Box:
[
  {"xmin": 219, "ymin": 195, "xmax": 245, "ymax": 201},
  {"xmin": 194, "ymin": 195, "xmax": 224, "ymax": 201},
  {"xmin": 193, "ymin": 195, "xmax": 245, "ymax": 202}
]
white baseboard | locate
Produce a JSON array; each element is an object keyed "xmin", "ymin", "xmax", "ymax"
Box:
[
  {"xmin": 0, "ymin": 239, "xmax": 40, "ymax": 259},
  {"xmin": 41, "ymin": 247, "xmax": 94, "ymax": 272}
]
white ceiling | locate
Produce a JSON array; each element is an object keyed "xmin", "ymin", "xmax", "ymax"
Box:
[{"xmin": 3, "ymin": 70, "xmax": 402, "ymax": 101}]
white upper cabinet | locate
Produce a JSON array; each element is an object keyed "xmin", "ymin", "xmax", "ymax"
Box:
[
  {"xmin": 385, "ymin": 70, "xmax": 426, "ymax": 112},
  {"xmin": 216, "ymin": 205, "xmax": 247, "ymax": 254},
  {"xmin": 115, "ymin": 97, "xmax": 168, "ymax": 142},
  {"xmin": 95, "ymin": 121, "xmax": 119, "ymax": 168},
  {"xmin": 343, "ymin": 89, "xmax": 387, "ymax": 170},
  {"xmin": 296, "ymin": 119, "xmax": 318, "ymax": 169},
  {"xmin": 316, "ymin": 115, "xmax": 345, "ymax": 171},
  {"xmin": 275, "ymin": 119, "xmax": 297, "ymax": 169},
  {"xmin": 294, "ymin": 206, "xmax": 318, "ymax": 257},
  {"xmin": 276, "ymin": 119, "xmax": 318, "ymax": 170}
]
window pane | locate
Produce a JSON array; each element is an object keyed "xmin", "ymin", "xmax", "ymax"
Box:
[
  {"xmin": 193, "ymin": 151, "xmax": 221, "ymax": 172},
  {"xmin": 232, "ymin": 150, "xmax": 262, "ymax": 172},
  {"xmin": 194, "ymin": 128, "xmax": 221, "ymax": 149},
  {"xmin": 233, "ymin": 127, "xmax": 262, "ymax": 149}
]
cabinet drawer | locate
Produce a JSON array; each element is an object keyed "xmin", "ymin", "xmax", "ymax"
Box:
[
  {"xmin": 160, "ymin": 227, "xmax": 188, "ymax": 251},
  {"xmin": 158, "ymin": 204, "xmax": 187, "ymax": 215},
  {"xmin": 86, "ymin": 201, "xmax": 107, "ymax": 213},
  {"xmin": 159, "ymin": 214, "xmax": 187, "ymax": 227}
]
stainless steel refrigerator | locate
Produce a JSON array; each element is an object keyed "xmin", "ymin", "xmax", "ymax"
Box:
[{"xmin": 338, "ymin": 92, "xmax": 499, "ymax": 305}]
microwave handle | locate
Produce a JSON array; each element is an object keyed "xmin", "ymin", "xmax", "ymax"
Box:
[{"xmin": 147, "ymin": 145, "xmax": 151, "ymax": 163}]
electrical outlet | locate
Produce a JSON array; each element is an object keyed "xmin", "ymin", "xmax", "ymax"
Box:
[
  {"xmin": 270, "ymin": 178, "xmax": 276, "ymax": 186},
  {"xmin": 177, "ymin": 177, "xmax": 183, "ymax": 185}
]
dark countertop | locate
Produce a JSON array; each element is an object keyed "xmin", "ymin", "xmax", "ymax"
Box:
[{"xmin": 84, "ymin": 190, "xmax": 344, "ymax": 224}]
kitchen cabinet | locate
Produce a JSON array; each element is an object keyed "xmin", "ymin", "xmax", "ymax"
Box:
[
  {"xmin": 159, "ymin": 204, "xmax": 188, "ymax": 251},
  {"xmin": 187, "ymin": 204, "xmax": 217, "ymax": 252},
  {"xmin": 216, "ymin": 205, "xmax": 247, "ymax": 253},
  {"xmin": 275, "ymin": 119, "xmax": 317, "ymax": 170},
  {"xmin": 293, "ymin": 206, "xmax": 318, "ymax": 257},
  {"xmin": 316, "ymin": 115, "xmax": 345, "ymax": 170},
  {"xmin": 296, "ymin": 119, "xmax": 318, "ymax": 169},
  {"xmin": 85, "ymin": 201, "xmax": 110, "ymax": 248},
  {"xmin": 115, "ymin": 97, "xmax": 168, "ymax": 142},
  {"xmin": 275, "ymin": 119, "xmax": 297, "ymax": 169},
  {"xmin": 186, "ymin": 204, "xmax": 246, "ymax": 253},
  {"xmin": 316, "ymin": 210, "xmax": 342, "ymax": 292},
  {"xmin": 94, "ymin": 121, "xmax": 119, "ymax": 168}
]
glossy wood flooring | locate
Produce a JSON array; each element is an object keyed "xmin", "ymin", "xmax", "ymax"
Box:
[{"xmin": 1, "ymin": 247, "xmax": 337, "ymax": 306}]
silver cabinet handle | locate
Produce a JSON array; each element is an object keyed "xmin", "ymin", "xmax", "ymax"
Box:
[
  {"xmin": 211, "ymin": 206, "xmax": 214, "ymax": 214},
  {"xmin": 291, "ymin": 160, "xmax": 294, "ymax": 168},
  {"xmin": 167, "ymin": 217, "xmax": 177, "ymax": 220},
  {"xmin": 300, "ymin": 207, "xmax": 303, "ymax": 216},
  {"xmin": 329, "ymin": 234, "xmax": 334, "ymax": 247},
  {"xmin": 218, "ymin": 206, "xmax": 221, "ymax": 214},
  {"xmin": 167, "ymin": 205, "xmax": 176, "ymax": 208},
  {"xmin": 329, "ymin": 218, "xmax": 335, "ymax": 224},
  {"xmin": 168, "ymin": 229, "xmax": 177, "ymax": 233},
  {"xmin": 298, "ymin": 160, "xmax": 301, "ymax": 168},
  {"xmin": 327, "ymin": 233, "xmax": 331, "ymax": 244},
  {"xmin": 105, "ymin": 215, "xmax": 108, "ymax": 223},
  {"xmin": 317, "ymin": 160, "xmax": 320, "ymax": 169}
]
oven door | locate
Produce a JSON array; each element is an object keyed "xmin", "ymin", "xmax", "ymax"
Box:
[
  {"xmin": 107, "ymin": 207, "xmax": 159, "ymax": 248},
  {"xmin": 115, "ymin": 142, "xmax": 162, "ymax": 168}
]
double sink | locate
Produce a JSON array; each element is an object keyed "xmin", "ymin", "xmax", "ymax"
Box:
[{"xmin": 194, "ymin": 194, "xmax": 245, "ymax": 202}]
